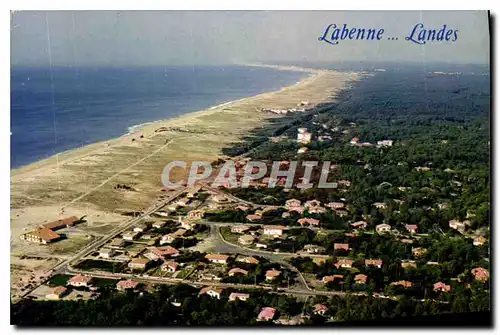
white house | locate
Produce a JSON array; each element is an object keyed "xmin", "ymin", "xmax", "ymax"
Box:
[
  {"xmin": 99, "ymin": 248, "xmax": 115, "ymax": 259},
  {"xmin": 377, "ymin": 140, "xmax": 394, "ymax": 147},
  {"xmin": 263, "ymin": 225, "xmax": 286, "ymax": 237},
  {"xmin": 199, "ymin": 287, "xmax": 223, "ymax": 299}
]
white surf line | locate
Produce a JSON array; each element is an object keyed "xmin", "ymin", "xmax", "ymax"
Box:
[{"xmin": 61, "ymin": 140, "xmax": 173, "ymax": 211}]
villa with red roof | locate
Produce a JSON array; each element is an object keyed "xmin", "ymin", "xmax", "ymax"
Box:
[
  {"xmin": 265, "ymin": 269, "xmax": 281, "ymax": 281},
  {"xmin": 334, "ymin": 243, "xmax": 350, "ymax": 251},
  {"xmin": 354, "ymin": 274, "xmax": 368, "ymax": 284},
  {"xmin": 433, "ymin": 282, "xmax": 451, "ymax": 292},
  {"xmin": 228, "ymin": 268, "xmax": 249, "ymax": 276},
  {"xmin": 152, "ymin": 246, "xmax": 180, "ymax": 259},
  {"xmin": 67, "ymin": 274, "xmax": 93, "ymax": 287},
  {"xmin": 116, "ymin": 280, "xmax": 140, "ymax": 291},
  {"xmin": 405, "ymin": 224, "xmax": 418, "ymax": 234},
  {"xmin": 313, "ymin": 304, "xmax": 328, "ymax": 315},
  {"xmin": 229, "ymin": 292, "xmax": 250, "ymax": 302},
  {"xmin": 365, "ymin": 259, "xmax": 383, "ymax": 268},
  {"xmin": 205, "ymin": 254, "xmax": 230, "ymax": 264},
  {"xmin": 162, "ymin": 261, "xmax": 179, "ymax": 273},
  {"xmin": 335, "ymin": 259, "xmax": 353, "ymax": 268},
  {"xmin": 376, "ymin": 224, "xmax": 391, "ymax": 233},
  {"xmin": 472, "ymin": 267, "xmax": 490, "ymax": 281},
  {"xmin": 257, "ymin": 307, "xmax": 277, "ymax": 321},
  {"xmin": 322, "ymin": 275, "xmax": 344, "ymax": 284},
  {"xmin": 297, "ymin": 218, "xmax": 320, "ymax": 227},
  {"xmin": 199, "ymin": 287, "xmax": 223, "ymax": 299}
]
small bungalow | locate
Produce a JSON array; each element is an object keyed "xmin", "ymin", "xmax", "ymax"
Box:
[
  {"xmin": 45, "ymin": 286, "xmax": 68, "ymax": 300},
  {"xmin": 205, "ymin": 254, "xmax": 230, "ymax": 264},
  {"xmin": 228, "ymin": 268, "xmax": 249, "ymax": 277},
  {"xmin": 199, "ymin": 287, "xmax": 223, "ymax": 299},
  {"xmin": 265, "ymin": 269, "xmax": 281, "ymax": 281},
  {"xmin": 67, "ymin": 274, "xmax": 93, "ymax": 287},
  {"xmin": 116, "ymin": 280, "xmax": 140, "ymax": 291},
  {"xmin": 257, "ymin": 307, "xmax": 277, "ymax": 322},
  {"xmin": 229, "ymin": 292, "xmax": 250, "ymax": 302}
]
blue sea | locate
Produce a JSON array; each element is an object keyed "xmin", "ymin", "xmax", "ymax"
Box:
[{"xmin": 11, "ymin": 66, "xmax": 307, "ymax": 169}]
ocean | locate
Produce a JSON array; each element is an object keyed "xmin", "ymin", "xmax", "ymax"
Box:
[{"xmin": 11, "ymin": 66, "xmax": 307, "ymax": 169}]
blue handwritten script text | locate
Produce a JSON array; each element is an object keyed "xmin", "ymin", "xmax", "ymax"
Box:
[
  {"xmin": 318, "ymin": 23, "xmax": 459, "ymax": 45},
  {"xmin": 318, "ymin": 24, "xmax": 384, "ymax": 45},
  {"xmin": 405, "ymin": 24, "xmax": 458, "ymax": 44}
]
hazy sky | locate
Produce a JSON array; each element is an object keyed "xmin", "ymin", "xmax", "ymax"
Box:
[{"xmin": 11, "ymin": 11, "xmax": 490, "ymax": 67}]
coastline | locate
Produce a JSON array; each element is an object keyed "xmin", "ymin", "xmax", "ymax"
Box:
[
  {"xmin": 11, "ymin": 65, "xmax": 361, "ymax": 208},
  {"xmin": 11, "ymin": 66, "xmax": 316, "ymax": 176},
  {"xmin": 10, "ymin": 64, "xmax": 360, "ymax": 298}
]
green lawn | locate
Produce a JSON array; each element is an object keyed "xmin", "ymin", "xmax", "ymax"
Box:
[
  {"xmin": 47, "ymin": 274, "xmax": 72, "ymax": 287},
  {"xmin": 92, "ymin": 278, "xmax": 118, "ymax": 288},
  {"xmin": 73, "ymin": 259, "xmax": 125, "ymax": 272}
]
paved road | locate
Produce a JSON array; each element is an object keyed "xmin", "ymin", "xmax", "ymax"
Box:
[
  {"xmin": 14, "ymin": 189, "xmax": 186, "ymax": 304},
  {"xmin": 203, "ymin": 219, "xmax": 345, "ymax": 234},
  {"xmin": 52, "ymin": 188, "xmax": 186, "ymax": 274}
]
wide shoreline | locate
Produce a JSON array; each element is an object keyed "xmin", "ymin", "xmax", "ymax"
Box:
[{"xmin": 11, "ymin": 65, "xmax": 316, "ymax": 177}]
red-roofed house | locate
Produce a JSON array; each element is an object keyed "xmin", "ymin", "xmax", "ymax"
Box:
[
  {"xmin": 334, "ymin": 243, "xmax": 350, "ymax": 251},
  {"xmin": 205, "ymin": 254, "xmax": 230, "ymax": 264},
  {"xmin": 199, "ymin": 286, "xmax": 223, "ymax": 299},
  {"xmin": 365, "ymin": 259, "xmax": 383, "ymax": 268},
  {"xmin": 335, "ymin": 259, "xmax": 353, "ymax": 268},
  {"xmin": 229, "ymin": 292, "xmax": 250, "ymax": 302},
  {"xmin": 297, "ymin": 218, "xmax": 320, "ymax": 227},
  {"xmin": 42, "ymin": 216, "xmax": 79, "ymax": 230},
  {"xmin": 246, "ymin": 214, "xmax": 262, "ymax": 222},
  {"xmin": 117, "ymin": 280, "xmax": 140, "ymax": 291},
  {"xmin": 188, "ymin": 210, "xmax": 204, "ymax": 219},
  {"xmin": 390, "ymin": 281, "xmax": 413, "ymax": 288},
  {"xmin": 376, "ymin": 224, "xmax": 391, "ymax": 233},
  {"xmin": 152, "ymin": 246, "xmax": 180, "ymax": 259},
  {"xmin": 20, "ymin": 227, "xmax": 61, "ymax": 244},
  {"xmin": 231, "ymin": 225, "xmax": 250, "ymax": 234},
  {"xmin": 405, "ymin": 224, "xmax": 418, "ymax": 234},
  {"xmin": 322, "ymin": 275, "xmax": 344, "ymax": 284},
  {"xmin": 265, "ymin": 269, "xmax": 281, "ymax": 281},
  {"xmin": 45, "ymin": 286, "xmax": 68, "ymax": 300},
  {"xmin": 433, "ymin": 282, "xmax": 451, "ymax": 292},
  {"xmin": 313, "ymin": 304, "xmax": 328, "ymax": 315},
  {"xmin": 472, "ymin": 267, "xmax": 490, "ymax": 281},
  {"xmin": 257, "ymin": 307, "xmax": 276, "ymax": 321},
  {"xmin": 326, "ymin": 202, "xmax": 345, "ymax": 209},
  {"xmin": 354, "ymin": 274, "xmax": 368, "ymax": 284},
  {"xmin": 228, "ymin": 268, "xmax": 249, "ymax": 277},
  {"xmin": 351, "ymin": 221, "xmax": 367, "ymax": 229},
  {"xmin": 304, "ymin": 200, "xmax": 322, "ymax": 208},
  {"xmin": 128, "ymin": 258, "xmax": 151, "ymax": 270},
  {"xmin": 67, "ymin": 274, "xmax": 93, "ymax": 287},
  {"xmin": 237, "ymin": 256, "xmax": 259, "ymax": 264},
  {"xmin": 285, "ymin": 199, "xmax": 302, "ymax": 209},
  {"xmin": 162, "ymin": 261, "xmax": 179, "ymax": 273}
]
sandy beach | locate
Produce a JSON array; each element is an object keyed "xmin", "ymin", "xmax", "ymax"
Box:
[{"xmin": 10, "ymin": 65, "xmax": 360, "ymax": 297}]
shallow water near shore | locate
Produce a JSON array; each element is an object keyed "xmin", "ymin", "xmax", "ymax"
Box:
[{"xmin": 11, "ymin": 65, "xmax": 307, "ymax": 168}]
